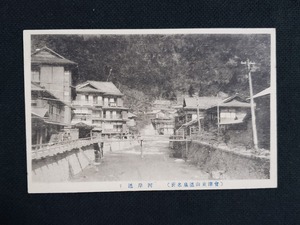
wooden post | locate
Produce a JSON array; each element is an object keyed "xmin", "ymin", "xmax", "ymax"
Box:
[
  {"xmin": 196, "ymin": 96, "xmax": 201, "ymax": 134},
  {"xmin": 217, "ymin": 102, "xmax": 220, "ymax": 136},
  {"xmin": 242, "ymin": 59, "xmax": 258, "ymax": 150},
  {"xmin": 185, "ymin": 138, "xmax": 188, "ymax": 162},
  {"xmin": 140, "ymin": 139, "xmax": 143, "ymax": 159}
]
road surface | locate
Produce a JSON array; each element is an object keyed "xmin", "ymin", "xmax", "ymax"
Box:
[{"xmin": 72, "ymin": 136, "xmax": 210, "ymax": 182}]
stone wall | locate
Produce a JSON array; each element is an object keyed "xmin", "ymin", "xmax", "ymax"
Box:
[
  {"xmin": 31, "ymin": 139, "xmax": 141, "ymax": 183},
  {"xmin": 170, "ymin": 140, "xmax": 270, "ymax": 179},
  {"xmin": 31, "ymin": 144, "xmax": 95, "ymax": 183}
]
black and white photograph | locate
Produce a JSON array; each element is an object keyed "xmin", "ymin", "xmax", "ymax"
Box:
[{"xmin": 24, "ymin": 29, "xmax": 276, "ymax": 193}]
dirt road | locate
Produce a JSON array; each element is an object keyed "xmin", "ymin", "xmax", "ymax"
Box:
[{"xmin": 72, "ymin": 136, "xmax": 209, "ymax": 182}]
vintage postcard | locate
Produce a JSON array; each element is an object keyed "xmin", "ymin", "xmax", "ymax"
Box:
[{"xmin": 24, "ymin": 29, "xmax": 277, "ymax": 193}]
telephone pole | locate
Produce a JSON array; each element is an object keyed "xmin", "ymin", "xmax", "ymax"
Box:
[
  {"xmin": 194, "ymin": 95, "xmax": 201, "ymax": 134},
  {"xmin": 241, "ymin": 59, "xmax": 258, "ymax": 150}
]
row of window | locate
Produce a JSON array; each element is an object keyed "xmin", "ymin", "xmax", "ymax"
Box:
[
  {"xmin": 48, "ymin": 104, "xmax": 64, "ymax": 122},
  {"xmin": 77, "ymin": 94, "xmax": 122, "ymax": 107},
  {"xmin": 31, "ymin": 67, "xmax": 71, "ymax": 84},
  {"xmin": 220, "ymin": 109, "xmax": 236, "ymax": 119}
]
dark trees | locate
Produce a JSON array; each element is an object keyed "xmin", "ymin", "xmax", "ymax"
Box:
[{"xmin": 31, "ymin": 34, "xmax": 271, "ymax": 108}]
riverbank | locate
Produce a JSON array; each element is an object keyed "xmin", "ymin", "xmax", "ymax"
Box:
[{"xmin": 170, "ymin": 140, "xmax": 270, "ymax": 179}]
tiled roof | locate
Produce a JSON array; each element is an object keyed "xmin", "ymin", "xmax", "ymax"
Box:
[
  {"xmin": 76, "ymin": 86, "xmax": 103, "ymax": 93},
  {"xmin": 31, "ymin": 46, "xmax": 76, "ymax": 65},
  {"xmin": 153, "ymin": 100, "xmax": 172, "ymax": 105},
  {"xmin": 207, "ymin": 95, "xmax": 251, "ymax": 109},
  {"xmin": 219, "ymin": 99, "xmax": 251, "ymax": 108},
  {"xmin": 32, "ymin": 107, "xmax": 49, "ymax": 118},
  {"xmin": 128, "ymin": 112, "xmax": 137, "ymax": 118},
  {"xmin": 31, "ymin": 82, "xmax": 44, "ymax": 91},
  {"xmin": 77, "ymin": 81, "xmax": 123, "ymax": 96},
  {"xmin": 31, "ymin": 82, "xmax": 71, "ymax": 107}
]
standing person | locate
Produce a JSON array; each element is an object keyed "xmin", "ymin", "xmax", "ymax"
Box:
[{"xmin": 63, "ymin": 132, "xmax": 68, "ymax": 142}]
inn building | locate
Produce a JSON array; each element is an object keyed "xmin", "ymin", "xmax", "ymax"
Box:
[
  {"xmin": 71, "ymin": 80, "xmax": 129, "ymax": 137},
  {"xmin": 31, "ymin": 47, "xmax": 78, "ymax": 146}
]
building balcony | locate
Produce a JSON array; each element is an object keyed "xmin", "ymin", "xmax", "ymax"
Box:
[
  {"xmin": 102, "ymin": 129, "xmax": 124, "ymax": 134},
  {"xmin": 91, "ymin": 116, "xmax": 102, "ymax": 120},
  {"xmin": 102, "ymin": 117, "xmax": 126, "ymax": 121},
  {"xmin": 72, "ymin": 101, "xmax": 91, "ymax": 106},
  {"xmin": 72, "ymin": 101, "xmax": 104, "ymax": 107}
]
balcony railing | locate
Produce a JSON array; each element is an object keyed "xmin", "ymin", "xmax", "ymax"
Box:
[{"xmin": 72, "ymin": 101, "xmax": 92, "ymax": 106}]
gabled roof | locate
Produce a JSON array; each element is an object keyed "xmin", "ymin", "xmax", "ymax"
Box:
[
  {"xmin": 76, "ymin": 86, "xmax": 103, "ymax": 93},
  {"xmin": 31, "ymin": 46, "xmax": 77, "ymax": 65},
  {"xmin": 252, "ymin": 87, "xmax": 271, "ymax": 99},
  {"xmin": 32, "ymin": 107, "xmax": 49, "ymax": 118},
  {"xmin": 219, "ymin": 99, "xmax": 251, "ymax": 108},
  {"xmin": 77, "ymin": 80, "xmax": 123, "ymax": 96},
  {"xmin": 31, "ymin": 82, "xmax": 71, "ymax": 107},
  {"xmin": 146, "ymin": 109, "xmax": 162, "ymax": 114},
  {"xmin": 153, "ymin": 100, "xmax": 172, "ymax": 105},
  {"xmin": 128, "ymin": 112, "xmax": 137, "ymax": 118},
  {"xmin": 182, "ymin": 118, "xmax": 203, "ymax": 127},
  {"xmin": 208, "ymin": 94, "xmax": 251, "ymax": 109},
  {"xmin": 183, "ymin": 96, "xmax": 223, "ymax": 110}
]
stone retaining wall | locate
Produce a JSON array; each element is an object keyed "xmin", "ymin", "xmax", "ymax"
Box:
[
  {"xmin": 32, "ymin": 144, "xmax": 95, "ymax": 183},
  {"xmin": 170, "ymin": 140, "xmax": 270, "ymax": 179},
  {"xmin": 31, "ymin": 140, "xmax": 141, "ymax": 183}
]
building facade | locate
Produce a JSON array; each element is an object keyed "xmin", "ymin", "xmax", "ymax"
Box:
[
  {"xmin": 31, "ymin": 46, "xmax": 77, "ymax": 126},
  {"xmin": 72, "ymin": 81, "xmax": 129, "ymax": 137},
  {"xmin": 175, "ymin": 96, "xmax": 222, "ymax": 135},
  {"xmin": 253, "ymin": 88, "xmax": 270, "ymax": 149},
  {"xmin": 31, "ymin": 47, "xmax": 77, "ymax": 146},
  {"xmin": 31, "ymin": 83, "xmax": 77, "ymax": 146}
]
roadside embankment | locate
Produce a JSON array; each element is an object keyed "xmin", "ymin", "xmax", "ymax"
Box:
[
  {"xmin": 170, "ymin": 140, "xmax": 270, "ymax": 179},
  {"xmin": 31, "ymin": 139, "xmax": 141, "ymax": 183},
  {"xmin": 31, "ymin": 144, "xmax": 95, "ymax": 182}
]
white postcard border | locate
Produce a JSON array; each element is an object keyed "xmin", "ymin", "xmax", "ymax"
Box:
[{"xmin": 24, "ymin": 28, "xmax": 277, "ymax": 193}]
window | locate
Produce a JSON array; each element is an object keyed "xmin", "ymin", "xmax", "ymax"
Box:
[
  {"xmin": 64, "ymin": 70, "xmax": 71, "ymax": 84},
  {"xmin": 93, "ymin": 96, "xmax": 98, "ymax": 104},
  {"xmin": 31, "ymin": 68, "xmax": 40, "ymax": 82},
  {"xmin": 112, "ymin": 111, "xmax": 116, "ymax": 119},
  {"xmin": 105, "ymin": 111, "xmax": 112, "ymax": 119},
  {"xmin": 49, "ymin": 104, "xmax": 53, "ymax": 114},
  {"xmin": 85, "ymin": 95, "xmax": 89, "ymax": 102},
  {"xmin": 104, "ymin": 98, "xmax": 108, "ymax": 106},
  {"xmin": 31, "ymin": 101, "xmax": 37, "ymax": 107},
  {"xmin": 220, "ymin": 109, "xmax": 236, "ymax": 119}
]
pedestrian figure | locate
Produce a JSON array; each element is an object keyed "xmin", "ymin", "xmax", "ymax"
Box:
[{"xmin": 223, "ymin": 132, "xmax": 230, "ymax": 146}]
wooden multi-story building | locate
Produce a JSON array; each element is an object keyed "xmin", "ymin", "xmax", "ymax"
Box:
[
  {"xmin": 175, "ymin": 96, "xmax": 222, "ymax": 135},
  {"xmin": 31, "ymin": 82, "xmax": 76, "ymax": 146},
  {"xmin": 72, "ymin": 80, "xmax": 129, "ymax": 137},
  {"xmin": 31, "ymin": 47, "xmax": 77, "ymax": 146},
  {"xmin": 31, "ymin": 46, "xmax": 77, "ymax": 126}
]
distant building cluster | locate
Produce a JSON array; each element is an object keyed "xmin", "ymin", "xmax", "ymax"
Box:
[{"xmin": 146, "ymin": 100, "xmax": 178, "ymax": 135}]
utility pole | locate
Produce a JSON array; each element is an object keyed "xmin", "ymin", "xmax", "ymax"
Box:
[
  {"xmin": 217, "ymin": 93, "xmax": 220, "ymax": 136},
  {"xmin": 106, "ymin": 68, "xmax": 112, "ymax": 81},
  {"xmin": 195, "ymin": 95, "xmax": 201, "ymax": 135},
  {"xmin": 241, "ymin": 59, "xmax": 258, "ymax": 150}
]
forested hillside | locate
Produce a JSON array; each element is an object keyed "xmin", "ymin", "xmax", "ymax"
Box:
[{"xmin": 31, "ymin": 34, "xmax": 270, "ymax": 111}]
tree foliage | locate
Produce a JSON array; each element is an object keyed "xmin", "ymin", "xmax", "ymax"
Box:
[{"xmin": 31, "ymin": 34, "xmax": 271, "ymax": 109}]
